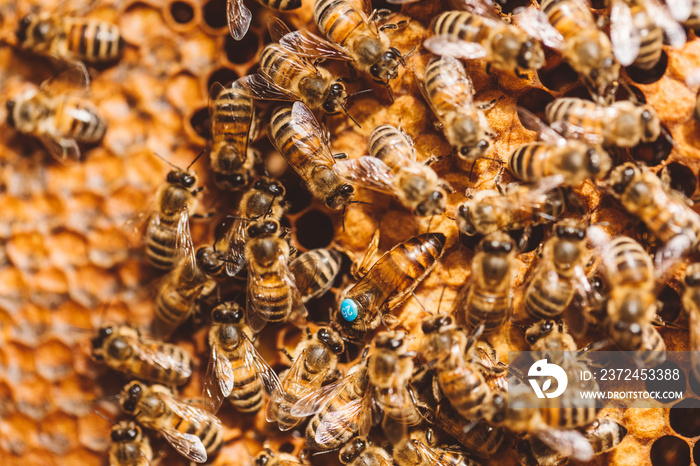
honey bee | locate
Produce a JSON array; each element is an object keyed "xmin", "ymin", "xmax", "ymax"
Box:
[
  {"xmin": 334, "ymin": 232, "xmax": 446, "ymax": 340},
  {"xmin": 599, "ymin": 236, "xmax": 666, "ymax": 367},
  {"xmin": 676, "ymin": 0, "xmax": 700, "ymax": 29},
  {"xmin": 202, "ymin": 302, "xmax": 282, "ymax": 414},
  {"xmin": 525, "ymin": 319, "xmax": 577, "ymax": 355},
  {"xmin": 456, "ymin": 177, "xmax": 568, "ymax": 237},
  {"xmin": 509, "ymin": 107, "xmax": 612, "ymax": 185},
  {"xmin": 607, "ymin": 162, "xmax": 700, "ymax": 275},
  {"xmin": 269, "ymin": 102, "xmax": 356, "ymax": 210},
  {"xmin": 293, "ymin": 358, "xmax": 372, "ymax": 451},
  {"xmin": 368, "ymin": 331, "xmax": 421, "ymax": 443},
  {"xmin": 683, "ymin": 263, "xmax": 700, "ymax": 380},
  {"xmin": 424, "ymin": 7, "xmax": 545, "ymax": 77},
  {"xmin": 91, "ymin": 324, "xmax": 192, "ymax": 386},
  {"xmin": 333, "ymin": 124, "xmax": 448, "ymax": 217},
  {"xmin": 109, "ymin": 420, "xmax": 153, "ymax": 466},
  {"xmin": 16, "ymin": 3, "xmax": 123, "ymax": 65},
  {"xmin": 119, "ymin": 381, "xmax": 223, "ymax": 463},
  {"xmin": 419, "ymin": 55, "xmax": 494, "ymax": 162},
  {"xmin": 516, "ymin": 0, "xmax": 619, "ymax": 100},
  {"xmin": 609, "ymin": 0, "xmax": 685, "ymax": 69},
  {"xmin": 153, "ymin": 253, "xmax": 215, "ymax": 339},
  {"xmin": 245, "ymin": 219, "xmax": 306, "ymax": 333},
  {"xmin": 339, "ymin": 437, "xmax": 393, "ymax": 466},
  {"xmin": 253, "ymin": 447, "xmax": 305, "ymax": 466},
  {"xmin": 208, "ymin": 79, "xmax": 257, "ymax": 191},
  {"xmin": 451, "ymin": 232, "xmax": 516, "ymax": 334},
  {"xmin": 266, "ymin": 326, "xmax": 345, "ymax": 431},
  {"xmin": 6, "ymin": 67, "xmax": 106, "ymax": 163},
  {"xmin": 545, "ymin": 97, "xmax": 661, "ymax": 148},
  {"xmin": 242, "ymin": 41, "xmax": 351, "ymax": 118},
  {"xmin": 290, "ymin": 248, "xmax": 343, "ymax": 302},
  {"xmin": 227, "ymin": 0, "xmax": 300, "ymax": 41},
  {"xmin": 394, "ymin": 429, "xmax": 478, "ymax": 466},
  {"xmin": 523, "ymin": 219, "xmax": 593, "ymax": 321}
]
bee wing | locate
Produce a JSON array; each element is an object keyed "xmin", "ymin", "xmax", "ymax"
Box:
[
  {"xmin": 665, "ymin": 0, "xmax": 692, "ymax": 21},
  {"xmin": 282, "ymin": 257, "xmax": 309, "ymax": 328},
  {"xmin": 290, "ymin": 101, "xmax": 337, "ymax": 166},
  {"xmin": 174, "ymin": 208, "xmax": 197, "ymax": 279},
  {"xmin": 290, "ymin": 375, "xmax": 353, "ymax": 417},
  {"xmin": 38, "ymin": 136, "xmax": 82, "ymax": 164},
  {"xmin": 224, "ymin": 217, "xmax": 249, "ymax": 277},
  {"xmin": 246, "ymin": 277, "xmax": 271, "ymax": 334},
  {"xmin": 202, "ymin": 344, "xmax": 233, "ymax": 414},
  {"xmin": 419, "ymin": 56, "xmax": 477, "ymax": 117},
  {"xmin": 516, "ymin": 107, "xmax": 567, "ymax": 146},
  {"xmin": 449, "ymin": 0, "xmax": 501, "ymax": 19},
  {"xmin": 39, "ymin": 63, "xmax": 91, "ymax": 94},
  {"xmin": 409, "ymin": 440, "xmax": 459, "ymax": 466},
  {"xmin": 314, "ymin": 394, "xmax": 371, "ymax": 446},
  {"xmin": 124, "ymin": 336, "xmax": 193, "ymax": 379},
  {"xmin": 333, "ymin": 156, "xmax": 398, "ymax": 195},
  {"xmin": 647, "ymin": 0, "xmax": 686, "ymax": 49},
  {"xmin": 654, "ymin": 231, "xmax": 696, "ymax": 279},
  {"xmin": 240, "ymin": 74, "xmax": 299, "ymax": 102},
  {"xmin": 279, "ymin": 30, "xmax": 354, "ymax": 62},
  {"xmin": 290, "ymin": 250, "xmax": 341, "ymax": 302},
  {"xmin": 610, "ymin": 0, "xmax": 641, "ymax": 67},
  {"xmin": 423, "ymin": 36, "xmax": 488, "ymax": 60},
  {"xmin": 159, "ymin": 394, "xmax": 218, "ymax": 463},
  {"xmin": 536, "ymin": 429, "xmax": 594, "ymax": 463},
  {"xmin": 512, "ymin": 6, "xmax": 565, "ymax": 50},
  {"xmin": 243, "ymin": 337, "xmax": 283, "ymax": 395},
  {"xmin": 227, "ymin": 0, "xmax": 252, "ymax": 41}
]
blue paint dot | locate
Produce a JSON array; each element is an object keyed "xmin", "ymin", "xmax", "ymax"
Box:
[{"xmin": 340, "ymin": 299, "xmax": 358, "ymax": 322}]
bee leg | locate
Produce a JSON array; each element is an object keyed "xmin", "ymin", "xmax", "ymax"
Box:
[
  {"xmin": 514, "ymin": 67, "xmax": 529, "ymax": 79},
  {"xmin": 485, "ymin": 63, "xmax": 502, "ymax": 87},
  {"xmin": 477, "ymin": 96, "xmax": 503, "ymax": 111},
  {"xmin": 280, "ymin": 347, "xmax": 294, "ymax": 363},
  {"xmin": 191, "ymin": 212, "xmax": 215, "ymax": 219},
  {"xmin": 333, "ymin": 152, "xmax": 348, "ymax": 159}
]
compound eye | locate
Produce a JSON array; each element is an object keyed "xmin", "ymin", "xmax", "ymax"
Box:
[
  {"xmin": 323, "ymin": 101, "xmax": 335, "ymax": 113},
  {"xmin": 460, "ymin": 146, "xmax": 470, "ymax": 155},
  {"xmin": 212, "ymin": 308, "xmax": 224, "ymax": 322},
  {"xmin": 129, "ymin": 383, "xmax": 142, "ymax": 398},
  {"xmin": 526, "ymin": 334, "xmax": 537, "ymax": 344},
  {"xmin": 183, "ymin": 174, "xmax": 196, "ymax": 187},
  {"xmin": 110, "ymin": 430, "xmax": 121, "ymax": 442},
  {"xmin": 370, "ymin": 65, "xmax": 379, "ymax": 76},
  {"xmin": 341, "ymin": 184, "xmax": 354, "ymax": 194},
  {"xmin": 269, "ymin": 183, "xmax": 283, "ymax": 195},
  {"xmin": 166, "ymin": 171, "xmax": 179, "ymax": 183}
]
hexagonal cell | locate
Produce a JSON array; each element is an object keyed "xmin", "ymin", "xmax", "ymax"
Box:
[
  {"xmin": 295, "ymin": 210, "xmax": 335, "ymax": 250},
  {"xmin": 656, "ymin": 285, "xmax": 682, "ymax": 323},
  {"xmin": 35, "ymin": 339, "xmax": 75, "ymax": 382},
  {"xmin": 208, "ymin": 66, "xmax": 240, "ymax": 89},
  {"xmin": 537, "ymin": 60, "xmax": 579, "ymax": 92},
  {"xmin": 626, "ymin": 51, "xmax": 668, "ymax": 85},
  {"xmin": 224, "ymin": 33, "xmax": 259, "ymax": 64},
  {"xmin": 169, "ymin": 0, "xmax": 196, "ymax": 25},
  {"xmin": 630, "ymin": 126, "xmax": 674, "ymax": 166},
  {"xmin": 39, "ymin": 411, "xmax": 79, "ymax": 455},
  {"xmin": 670, "ymin": 398, "xmax": 700, "ymax": 438},
  {"xmin": 650, "ymin": 435, "xmax": 691, "ymax": 466},
  {"xmin": 189, "ymin": 107, "xmax": 212, "ymax": 140},
  {"xmin": 659, "ymin": 162, "xmax": 697, "ymax": 199},
  {"xmin": 202, "ymin": 0, "xmax": 228, "ymax": 30},
  {"xmin": 516, "ymin": 88, "xmax": 555, "ymax": 121}
]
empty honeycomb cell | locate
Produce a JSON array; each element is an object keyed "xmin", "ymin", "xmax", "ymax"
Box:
[
  {"xmin": 507, "ymin": 224, "xmax": 545, "ymax": 253},
  {"xmin": 630, "ymin": 126, "xmax": 674, "ymax": 166},
  {"xmin": 516, "ymin": 87, "xmax": 555, "ymax": 120},
  {"xmin": 202, "ymin": 0, "xmax": 228, "ymax": 31},
  {"xmin": 0, "ymin": 267, "xmax": 27, "ymax": 313},
  {"xmin": 537, "ymin": 59, "xmax": 579, "ymax": 92},
  {"xmin": 1, "ymin": 412, "xmax": 36, "ymax": 455},
  {"xmin": 626, "ymin": 52, "xmax": 669, "ymax": 85},
  {"xmin": 86, "ymin": 227, "xmax": 130, "ymax": 268},
  {"xmin": 659, "ymin": 162, "xmax": 697, "ymax": 198},
  {"xmin": 165, "ymin": 0, "xmax": 199, "ymax": 32},
  {"xmin": 208, "ymin": 66, "xmax": 240, "ymax": 90},
  {"xmin": 119, "ymin": 3, "xmax": 172, "ymax": 46},
  {"xmin": 669, "ymin": 398, "xmax": 700, "ymax": 438},
  {"xmin": 650, "ymin": 435, "xmax": 691, "ymax": 466},
  {"xmin": 166, "ymin": 71, "xmax": 204, "ymax": 113},
  {"xmin": 44, "ymin": 230, "xmax": 89, "ymax": 269},
  {"xmin": 6, "ymin": 232, "xmax": 49, "ymax": 271},
  {"xmin": 694, "ymin": 441, "xmax": 700, "ymax": 465},
  {"xmin": 188, "ymin": 106, "xmax": 212, "ymax": 143},
  {"xmin": 494, "ymin": 0, "xmax": 531, "ymax": 14},
  {"xmin": 83, "ymin": 152, "xmax": 128, "ymax": 195},
  {"xmin": 38, "ymin": 410, "xmax": 80, "ymax": 455},
  {"xmin": 655, "ymin": 285, "xmax": 682, "ymax": 323},
  {"xmin": 645, "ymin": 360, "xmax": 686, "ymax": 403},
  {"xmin": 280, "ymin": 176, "xmax": 313, "ymax": 214},
  {"xmin": 225, "ymin": 33, "xmax": 259, "ymax": 64},
  {"xmin": 67, "ymin": 265, "xmax": 121, "ymax": 309},
  {"xmin": 615, "ymin": 82, "xmax": 647, "ymax": 104},
  {"xmin": 35, "ymin": 339, "xmax": 75, "ymax": 382},
  {"xmin": 179, "ymin": 31, "xmax": 220, "ymax": 73}
]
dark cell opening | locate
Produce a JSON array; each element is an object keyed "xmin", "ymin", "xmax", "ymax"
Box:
[
  {"xmin": 280, "ymin": 174, "xmax": 312, "ymax": 214},
  {"xmin": 589, "ymin": 0, "xmax": 608, "ymax": 8},
  {"xmin": 508, "ymin": 224, "xmax": 545, "ymax": 253},
  {"xmin": 562, "ymin": 86, "xmax": 594, "ymax": 101},
  {"xmin": 694, "ymin": 441, "xmax": 700, "ymax": 465},
  {"xmin": 650, "ymin": 436, "xmax": 691, "ymax": 466},
  {"xmin": 368, "ymin": 0, "xmax": 401, "ymax": 13},
  {"xmin": 279, "ymin": 442, "xmax": 295, "ymax": 453},
  {"xmin": 170, "ymin": 1, "xmax": 194, "ymax": 24},
  {"xmin": 190, "ymin": 107, "xmax": 211, "ymax": 139},
  {"xmin": 225, "ymin": 33, "xmax": 258, "ymax": 64},
  {"xmin": 537, "ymin": 61, "xmax": 579, "ymax": 92},
  {"xmin": 305, "ymin": 292, "xmax": 336, "ymax": 326},
  {"xmin": 615, "ymin": 83, "xmax": 647, "ymax": 103},
  {"xmin": 295, "ymin": 210, "xmax": 335, "ymax": 250},
  {"xmin": 279, "ymin": 215, "xmax": 292, "ymax": 230},
  {"xmin": 656, "ymin": 285, "xmax": 682, "ymax": 323},
  {"xmin": 630, "ymin": 125, "xmax": 674, "ymax": 166},
  {"xmin": 645, "ymin": 360, "xmax": 686, "ymax": 403},
  {"xmin": 203, "ymin": 0, "xmax": 227, "ymax": 29},
  {"xmin": 670, "ymin": 399, "xmax": 700, "ymax": 438},
  {"xmin": 626, "ymin": 51, "xmax": 668, "ymax": 85},
  {"xmin": 659, "ymin": 162, "xmax": 697, "ymax": 199},
  {"xmin": 208, "ymin": 67, "xmax": 240, "ymax": 90},
  {"xmin": 494, "ymin": 0, "xmax": 531, "ymax": 14},
  {"xmin": 516, "ymin": 88, "xmax": 555, "ymax": 122},
  {"xmin": 459, "ymin": 232, "xmax": 484, "ymax": 251}
]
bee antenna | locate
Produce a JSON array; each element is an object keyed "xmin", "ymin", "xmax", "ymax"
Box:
[
  {"xmin": 341, "ymin": 205, "xmax": 347, "ymax": 232},
  {"xmin": 385, "ymin": 80, "xmax": 394, "ymax": 103},
  {"xmin": 94, "ymin": 410, "xmax": 116, "ymax": 424},
  {"xmin": 153, "ymin": 152, "xmax": 182, "ymax": 171},
  {"xmin": 341, "ymin": 104, "xmax": 361, "ymax": 128},
  {"xmin": 411, "ymin": 291, "xmax": 430, "ymax": 316},
  {"xmin": 350, "ymin": 200, "xmax": 373, "ymax": 205},
  {"xmin": 436, "ymin": 285, "xmax": 447, "ymax": 315},
  {"xmin": 92, "ymin": 394, "xmax": 121, "ymax": 403},
  {"xmin": 187, "ymin": 149, "xmax": 206, "ymax": 171},
  {"xmin": 346, "ymin": 88, "xmax": 373, "ymax": 100}
]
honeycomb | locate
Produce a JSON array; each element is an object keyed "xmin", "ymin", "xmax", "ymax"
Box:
[{"xmin": 1, "ymin": 0, "xmax": 700, "ymax": 464}]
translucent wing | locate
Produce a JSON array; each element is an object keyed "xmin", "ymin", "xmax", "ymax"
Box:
[
  {"xmin": 513, "ymin": 6, "xmax": 565, "ymax": 50},
  {"xmin": 209, "ymin": 82, "xmax": 252, "ymax": 164},
  {"xmin": 126, "ymin": 336, "xmax": 193, "ymax": 380},
  {"xmin": 665, "ymin": 0, "xmax": 692, "ymax": 21},
  {"xmin": 246, "ymin": 276, "xmax": 271, "ymax": 334},
  {"xmin": 450, "ymin": 0, "xmax": 502, "ymax": 20},
  {"xmin": 333, "ymin": 156, "xmax": 398, "ymax": 195},
  {"xmin": 202, "ymin": 343, "xmax": 233, "ymax": 414},
  {"xmin": 38, "ymin": 135, "xmax": 81, "ymax": 164},
  {"xmin": 239, "ymin": 74, "xmax": 299, "ymax": 102},
  {"xmin": 314, "ymin": 389, "xmax": 372, "ymax": 445},
  {"xmin": 289, "ymin": 101, "xmax": 337, "ymax": 166},
  {"xmin": 279, "ymin": 30, "xmax": 353, "ymax": 61},
  {"xmin": 654, "ymin": 230, "xmax": 696, "ymax": 279},
  {"xmin": 224, "ymin": 216, "xmax": 249, "ymax": 277},
  {"xmin": 282, "ymin": 257, "xmax": 309, "ymax": 328},
  {"xmin": 159, "ymin": 394, "xmax": 219, "ymax": 463},
  {"xmin": 537, "ymin": 429, "xmax": 594, "ymax": 463},
  {"xmin": 174, "ymin": 208, "xmax": 197, "ymax": 279},
  {"xmin": 243, "ymin": 337, "xmax": 283, "ymax": 395},
  {"xmin": 267, "ymin": 16, "xmax": 293, "ymax": 43},
  {"xmin": 516, "ymin": 107, "xmax": 567, "ymax": 146},
  {"xmin": 39, "ymin": 63, "xmax": 90, "ymax": 94},
  {"xmin": 227, "ymin": 0, "xmax": 252, "ymax": 41},
  {"xmin": 409, "ymin": 440, "xmax": 460, "ymax": 466},
  {"xmin": 290, "ymin": 249, "xmax": 341, "ymax": 302},
  {"xmin": 647, "ymin": 0, "xmax": 686, "ymax": 49},
  {"xmin": 423, "ymin": 36, "xmax": 489, "ymax": 60},
  {"xmin": 610, "ymin": 0, "xmax": 641, "ymax": 67},
  {"xmin": 290, "ymin": 373, "xmax": 353, "ymax": 417}
]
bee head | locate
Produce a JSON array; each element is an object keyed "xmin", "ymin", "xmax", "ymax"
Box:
[
  {"xmin": 374, "ymin": 331, "xmax": 404, "ymax": 350},
  {"xmin": 686, "ymin": 264, "xmax": 700, "ymax": 287},
  {"xmin": 609, "ymin": 163, "xmax": 638, "ymax": 195},
  {"xmin": 370, "ymin": 48, "xmax": 401, "ymax": 83},
  {"xmin": 478, "ymin": 233, "xmax": 514, "ymax": 255},
  {"xmin": 212, "ymin": 302, "xmax": 244, "ymax": 324},
  {"xmin": 323, "ymin": 82, "xmax": 348, "ymax": 114},
  {"xmin": 5, "ymin": 99, "xmax": 16, "ymax": 128},
  {"xmin": 120, "ymin": 381, "xmax": 144, "ymax": 414},
  {"xmin": 111, "ymin": 422, "xmax": 140, "ymax": 442},
  {"xmin": 326, "ymin": 184, "xmax": 355, "ymax": 210},
  {"xmin": 517, "ymin": 39, "xmax": 544, "ymax": 71},
  {"xmin": 254, "ymin": 451, "xmax": 272, "ymax": 466},
  {"xmin": 214, "ymin": 171, "xmax": 247, "ymax": 190},
  {"xmin": 91, "ymin": 325, "xmax": 115, "ymax": 357},
  {"xmin": 586, "ymin": 147, "xmax": 611, "ymax": 177},
  {"xmin": 421, "ymin": 313, "xmax": 452, "ymax": 334},
  {"xmin": 456, "ymin": 203, "xmax": 477, "ymax": 236},
  {"xmin": 525, "ymin": 319, "xmax": 555, "ymax": 345},
  {"xmin": 554, "ymin": 221, "xmax": 586, "ymax": 241},
  {"xmin": 196, "ymin": 246, "xmax": 223, "ymax": 276},
  {"xmin": 247, "ymin": 219, "xmax": 279, "ymax": 238},
  {"xmin": 317, "ymin": 327, "xmax": 345, "ymax": 354},
  {"xmin": 639, "ymin": 106, "xmax": 661, "ymax": 142},
  {"xmin": 339, "ymin": 438, "xmax": 367, "ymax": 464},
  {"xmin": 16, "ymin": 15, "xmax": 33, "ymax": 45},
  {"xmin": 415, "ymin": 189, "xmax": 445, "ymax": 217},
  {"xmin": 166, "ymin": 170, "xmax": 197, "ymax": 189}
]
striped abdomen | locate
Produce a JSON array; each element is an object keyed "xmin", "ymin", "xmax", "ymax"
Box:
[
  {"xmin": 260, "ymin": 44, "xmax": 310, "ymax": 93},
  {"xmin": 683, "ymin": 2, "xmax": 700, "ymax": 29},
  {"xmin": 369, "ymin": 124, "xmax": 415, "ymax": 171},
  {"xmin": 424, "ymin": 56, "xmax": 476, "ymax": 122},
  {"xmin": 57, "ymin": 18, "xmax": 123, "ymax": 63},
  {"xmin": 249, "ymin": 269, "xmax": 292, "ymax": 323},
  {"xmin": 306, "ymin": 384, "xmax": 361, "ymax": 450},
  {"xmin": 634, "ymin": 324, "xmax": 667, "ymax": 367},
  {"xmin": 255, "ymin": 0, "xmax": 301, "ymax": 11},
  {"xmin": 154, "ymin": 262, "xmax": 210, "ymax": 337},
  {"xmin": 609, "ymin": 236, "xmax": 652, "ymax": 287},
  {"xmin": 314, "ymin": 0, "xmax": 366, "ymax": 49},
  {"xmin": 540, "ymin": 0, "xmax": 596, "ymax": 40},
  {"xmin": 54, "ymin": 96, "xmax": 106, "ymax": 143},
  {"xmin": 524, "ymin": 269, "xmax": 575, "ymax": 320},
  {"xmin": 290, "ymin": 249, "xmax": 341, "ymax": 302},
  {"xmin": 228, "ymin": 354, "xmax": 264, "ymax": 412},
  {"xmin": 465, "ymin": 285, "xmax": 509, "ymax": 333},
  {"xmin": 539, "ymin": 398, "xmax": 597, "ymax": 429},
  {"xmin": 508, "ymin": 143, "xmax": 558, "ymax": 182},
  {"xmin": 431, "ymin": 11, "xmax": 491, "ymax": 46},
  {"xmin": 270, "ymin": 362, "xmax": 326, "ymax": 430},
  {"xmin": 130, "ymin": 342, "xmax": 192, "ymax": 386},
  {"xmin": 377, "ymin": 387, "xmax": 422, "ymax": 426},
  {"xmin": 437, "ymin": 360, "xmax": 490, "ymax": 420},
  {"xmin": 545, "ymin": 98, "xmax": 604, "ymax": 141},
  {"xmin": 145, "ymin": 216, "xmax": 181, "ymax": 271},
  {"xmin": 629, "ymin": 3, "xmax": 663, "ymax": 69},
  {"xmin": 210, "ymin": 81, "xmax": 253, "ymax": 176}
]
